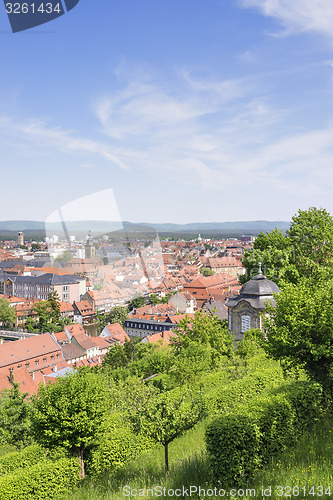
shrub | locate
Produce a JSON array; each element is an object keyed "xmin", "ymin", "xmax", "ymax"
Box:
[
  {"xmin": 205, "ymin": 366, "xmax": 284, "ymax": 416},
  {"xmin": 86, "ymin": 414, "xmax": 154, "ymax": 478},
  {"xmin": 0, "ymin": 444, "xmax": 46, "ymax": 476},
  {"xmin": 0, "ymin": 457, "xmax": 80, "ymax": 500},
  {"xmin": 206, "ymin": 414, "xmax": 261, "ymax": 486},
  {"xmin": 206, "ymin": 380, "xmax": 324, "ymax": 485}
]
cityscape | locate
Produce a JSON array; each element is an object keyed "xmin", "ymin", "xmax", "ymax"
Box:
[{"xmin": 1, "ymin": 0, "xmax": 333, "ymax": 498}]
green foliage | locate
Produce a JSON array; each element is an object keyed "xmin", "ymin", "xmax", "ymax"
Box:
[
  {"xmin": 47, "ymin": 290, "xmax": 61, "ymax": 323},
  {"xmin": 97, "ymin": 306, "xmax": 128, "ymax": 333},
  {"xmin": 240, "ymin": 229, "xmax": 298, "ymax": 285},
  {"xmin": 206, "ymin": 414, "xmax": 261, "ymax": 486},
  {"xmin": 236, "ymin": 328, "xmax": 265, "ymax": 359},
  {"xmin": 199, "ymin": 267, "xmax": 215, "ymax": 277},
  {"xmin": 0, "ymin": 457, "xmax": 80, "ymax": 500},
  {"xmin": 138, "ymin": 387, "xmax": 205, "ymax": 471},
  {"xmin": 128, "ymin": 295, "xmax": 145, "ymax": 311},
  {"xmin": 263, "ymin": 278, "xmax": 333, "ymax": 398},
  {"xmin": 172, "ymin": 311, "xmax": 234, "ymax": 363},
  {"xmin": 204, "ymin": 363, "xmax": 284, "ymax": 417},
  {"xmin": 31, "ymin": 371, "xmax": 111, "ymax": 477},
  {"xmin": 0, "ymin": 299, "xmax": 16, "ymax": 328},
  {"xmin": 287, "ymin": 207, "xmax": 333, "ymax": 278},
  {"xmin": 31, "ymin": 291, "xmax": 62, "ymax": 332},
  {"xmin": 0, "ymin": 384, "xmax": 32, "ymax": 448},
  {"xmin": 0, "ymin": 444, "xmax": 46, "ymax": 476},
  {"xmin": 206, "ymin": 380, "xmax": 324, "ymax": 485},
  {"xmin": 86, "ymin": 414, "xmax": 153, "ymax": 479},
  {"xmin": 241, "ymin": 207, "xmax": 333, "ymax": 286}
]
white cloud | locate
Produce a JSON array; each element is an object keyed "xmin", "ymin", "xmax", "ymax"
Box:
[
  {"xmin": 0, "ymin": 116, "xmax": 129, "ymax": 170},
  {"xmin": 240, "ymin": 0, "xmax": 333, "ymax": 39},
  {"xmin": 91, "ymin": 65, "xmax": 333, "ymax": 204}
]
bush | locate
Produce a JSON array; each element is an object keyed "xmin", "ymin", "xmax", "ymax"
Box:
[
  {"xmin": 0, "ymin": 457, "xmax": 80, "ymax": 500},
  {"xmin": 206, "ymin": 414, "xmax": 261, "ymax": 486},
  {"xmin": 86, "ymin": 414, "xmax": 154, "ymax": 478},
  {"xmin": 206, "ymin": 380, "xmax": 324, "ymax": 485},
  {"xmin": 0, "ymin": 444, "xmax": 46, "ymax": 476},
  {"xmin": 205, "ymin": 366, "xmax": 284, "ymax": 416}
]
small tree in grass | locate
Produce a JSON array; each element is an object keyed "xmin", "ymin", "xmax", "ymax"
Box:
[
  {"xmin": 30, "ymin": 371, "xmax": 110, "ymax": 478},
  {"xmin": 138, "ymin": 387, "xmax": 205, "ymax": 472}
]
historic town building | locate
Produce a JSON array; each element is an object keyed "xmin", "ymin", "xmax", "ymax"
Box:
[{"xmin": 226, "ymin": 265, "xmax": 280, "ymax": 342}]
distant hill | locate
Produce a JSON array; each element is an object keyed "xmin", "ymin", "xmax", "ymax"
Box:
[{"xmin": 0, "ymin": 219, "xmax": 290, "ymax": 235}]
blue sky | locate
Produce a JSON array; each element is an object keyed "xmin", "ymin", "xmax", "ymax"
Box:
[{"xmin": 1, "ymin": 0, "xmax": 333, "ymax": 224}]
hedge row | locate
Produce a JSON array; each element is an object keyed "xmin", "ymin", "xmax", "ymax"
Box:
[
  {"xmin": 205, "ymin": 380, "xmax": 323, "ymax": 486},
  {"xmin": 0, "ymin": 457, "xmax": 81, "ymax": 500},
  {"xmin": 87, "ymin": 414, "xmax": 154, "ymax": 478},
  {"xmin": 0, "ymin": 445, "xmax": 46, "ymax": 476},
  {"xmin": 204, "ymin": 363, "xmax": 284, "ymax": 416}
]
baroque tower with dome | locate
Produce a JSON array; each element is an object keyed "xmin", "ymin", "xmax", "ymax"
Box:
[{"xmin": 226, "ymin": 264, "xmax": 280, "ymax": 342}]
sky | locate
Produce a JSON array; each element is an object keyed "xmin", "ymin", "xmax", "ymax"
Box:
[{"xmin": 1, "ymin": 0, "xmax": 333, "ymax": 224}]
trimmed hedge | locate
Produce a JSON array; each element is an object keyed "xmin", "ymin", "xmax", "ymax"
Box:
[
  {"xmin": 206, "ymin": 414, "xmax": 261, "ymax": 486},
  {"xmin": 0, "ymin": 457, "xmax": 81, "ymax": 500},
  {"xmin": 0, "ymin": 444, "xmax": 46, "ymax": 476},
  {"xmin": 204, "ymin": 365, "xmax": 284, "ymax": 416},
  {"xmin": 87, "ymin": 414, "xmax": 154, "ymax": 478},
  {"xmin": 206, "ymin": 380, "xmax": 323, "ymax": 485}
]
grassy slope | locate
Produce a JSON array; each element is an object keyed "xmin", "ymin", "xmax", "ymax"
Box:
[{"xmin": 63, "ymin": 414, "xmax": 333, "ymax": 500}]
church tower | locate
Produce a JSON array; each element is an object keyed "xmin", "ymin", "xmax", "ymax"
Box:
[{"xmin": 85, "ymin": 230, "xmax": 96, "ymax": 259}]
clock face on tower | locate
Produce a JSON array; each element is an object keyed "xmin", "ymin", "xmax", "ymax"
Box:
[{"xmin": 3, "ymin": 0, "xmax": 80, "ymax": 33}]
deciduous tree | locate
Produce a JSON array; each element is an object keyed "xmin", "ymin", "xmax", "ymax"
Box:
[
  {"xmin": 0, "ymin": 299, "xmax": 16, "ymax": 328},
  {"xmin": 31, "ymin": 371, "xmax": 110, "ymax": 478}
]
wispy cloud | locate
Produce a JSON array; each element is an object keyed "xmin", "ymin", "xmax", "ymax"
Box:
[
  {"xmin": 239, "ymin": 0, "xmax": 333, "ymax": 40},
  {"xmin": 0, "ymin": 116, "xmax": 129, "ymax": 170},
  {"xmin": 93, "ymin": 64, "xmax": 333, "ymax": 202}
]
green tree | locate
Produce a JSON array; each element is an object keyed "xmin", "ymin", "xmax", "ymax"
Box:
[
  {"xmin": 149, "ymin": 294, "xmax": 161, "ymax": 304},
  {"xmin": 97, "ymin": 306, "xmax": 129, "ymax": 333},
  {"xmin": 172, "ymin": 311, "xmax": 233, "ymax": 362},
  {"xmin": 200, "ymin": 267, "xmax": 215, "ymax": 277},
  {"xmin": 263, "ymin": 277, "xmax": 333, "ymax": 400},
  {"xmin": 31, "ymin": 301, "xmax": 52, "ymax": 332},
  {"xmin": 0, "ymin": 299, "xmax": 16, "ymax": 328},
  {"xmin": 287, "ymin": 207, "xmax": 333, "ymax": 278},
  {"xmin": 242, "ymin": 208, "xmax": 333, "ymax": 286},
  {"xmin": 240, "ymin": 228, "xmax": 298, "ymax": 285},
  {"xmin": 0, "ymin": 384, "xmax": 32, "ymax": 448},
  {"xmin": 129, "ymin": 295, "xmax": 145, "ymax": 310},
  {"xmin": 138, "ymin": 387, "xmax": 205, "ymax": 471},
  {"xmin": 47, "ymin": 290, "xmax": 61, "ymax": 324},
  {"xmin": 31, "ymin": 371, "xmax": 110, "ymax": 478},
  {"xmin": 170, "ymin": 312, "xmax": 234, "ymax": 385}
]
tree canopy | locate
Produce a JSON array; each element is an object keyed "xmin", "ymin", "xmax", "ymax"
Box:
[
  {"xmin": 241, "ymin": 207, "xmax": 333, "ymax": 286},
  {"xmin": 0, "ymin": 299, "xmax": 16, "ymax": 328},
  {"xmin": 263, "ymin": 277, "xmax": 333, "ymax": 398},
  {"xmin": 31, "ymin": 371, "xmax": 110, "ymax": 478}
]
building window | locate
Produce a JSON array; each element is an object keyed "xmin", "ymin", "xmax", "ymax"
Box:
[
  {"xmin": 241, "ymin": 315, "xmax": 251, "ymax": 333},
  {"xmin": 35, "ymin": 360, "xmax": 39, "ymax": 366},
  {"xmin": 51, "ymin": 355, "xmax": 55, "ymax": 361},
  {"xmin": 26, "ymin": 362, "xmax": 30, "ymax": 369},
  {"xmin": 43, "ymin": 357, "xmax": 47, "ymax": 364}
]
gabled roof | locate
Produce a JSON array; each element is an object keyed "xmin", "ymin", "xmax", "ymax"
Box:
[
  {"xmin": 0, "ymin": 333, "xmax": 61, "ymax": 368},
  {"xmin": 101, "ymin": 323, "xmax": 130, "ymax": 344},
  {"xmin": 62, "ymin": 343, "xmax": 86, "ymax": 361},
  {"xmin": 64, "ymin": 324, "xmax": 86, "ymax": 337},
  {"xmin": 72, "ymin": 333, "xmax": 97, "ymax": 351}
]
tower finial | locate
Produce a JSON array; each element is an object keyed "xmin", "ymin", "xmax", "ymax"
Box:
[{"xmin": 258, "ymin": 261, "xmax": 262, "ymax": 274}]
